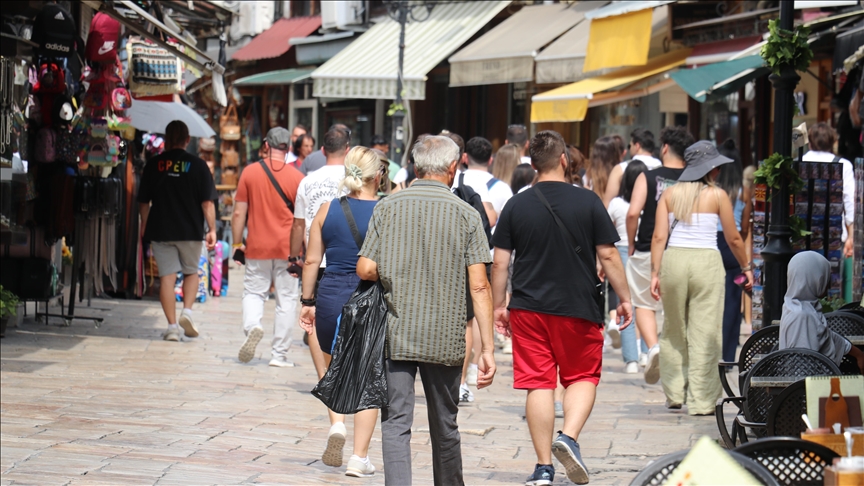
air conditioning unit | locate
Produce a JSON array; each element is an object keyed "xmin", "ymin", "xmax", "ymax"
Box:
[{"xmin": 321, "ymin": 1, "xmax": 364, "ymax": 30}]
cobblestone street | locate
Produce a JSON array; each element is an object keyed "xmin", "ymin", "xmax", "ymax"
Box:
[{"xmin": 2, "ymin": 267, "xmax": 725, "ymax": 485}]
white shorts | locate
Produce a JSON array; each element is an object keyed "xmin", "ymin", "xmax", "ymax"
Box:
[
  {"xmin": 626, "ymin": 250, "xmax": 662, "ymax": 311},
  {"xmin": 151, "ymin": 241, "xmax": 202, "ymax": 277}
]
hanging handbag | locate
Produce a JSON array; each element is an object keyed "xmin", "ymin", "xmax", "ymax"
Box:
[
  {"xmin": 220, "ymin": 146, "xmax": 239, "ymax": 167},
  {"xmin": 220, "ymin": 104, "xmax": 241, "ymax": 140},
  {"xmin": 199, "ymin": 137, "xmax": 216, "ymax": 152}
]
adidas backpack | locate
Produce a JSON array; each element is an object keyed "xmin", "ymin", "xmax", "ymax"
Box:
[
  {"xmin": 31, "ymin": 3, "xmax": 76, "ymax": 57},
  {"xmin": 86, "ymin": 12, "xmax": 121, "ymax": 62}
]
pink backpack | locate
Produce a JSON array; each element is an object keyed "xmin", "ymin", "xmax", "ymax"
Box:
[{"xmin": 35, "ymin": 127, "xmax": 57, "ymax": 162}]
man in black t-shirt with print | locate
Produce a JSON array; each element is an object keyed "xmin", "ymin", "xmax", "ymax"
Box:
[
  {"xmin": 625, "ymin": 126, "xmax": 694, "ymax": 386},
  {"xmin": 138, "ymin": 120, "xmax": 218, "ymax": 342},
  {"xmin": 491, "ymin": 130, "xmax": 632, "ymax": 486}
]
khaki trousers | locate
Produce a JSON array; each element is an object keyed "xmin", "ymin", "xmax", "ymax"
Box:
[{"xmin": 659, "ymin": 247, "xmax": 725, "ymax": 415}]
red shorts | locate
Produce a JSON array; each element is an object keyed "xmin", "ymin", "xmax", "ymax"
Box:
[{"xmin": 510, "ymin": 309, "xmax": 603, "ymax": 389}]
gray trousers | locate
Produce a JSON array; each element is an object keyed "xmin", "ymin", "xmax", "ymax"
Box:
[{"xmin": 381, "ymin": 359, "xmax": 463, "ymax": 486}]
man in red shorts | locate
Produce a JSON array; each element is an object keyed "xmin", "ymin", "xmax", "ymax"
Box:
[{"xmin": 491, "ymin": 130, "xmax": 632, "ymax": 486}]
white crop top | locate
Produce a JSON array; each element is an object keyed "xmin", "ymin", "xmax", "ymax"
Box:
[{"xmin": 667, "ymin": 213, "xmax": 719, "ymax": 249}]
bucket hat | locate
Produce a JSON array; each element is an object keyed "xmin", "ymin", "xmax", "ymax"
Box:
[{"xmin": 679, "ymin": 140, "xmax": 733, "ymax": 182}]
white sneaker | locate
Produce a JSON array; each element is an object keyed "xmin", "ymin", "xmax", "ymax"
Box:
[
  {"xmin": 644, "ymin": 345, "xmax": 661, "ymax": 385},
  {"xmin": 163, "ymin": 329, "xmax": 180, "ymax": 342},
  {"xmin": 502, "ymin": 338, "xmax": 513, "ymax": 355},
  {"xmin": 345, "ymin": 455, "xmax": 376, "ymax": 477},
  {"xmin": 466, "ymin": 365, "xmax": 478, "ymax": 386},
  {"xmin": 323, "ymin": 422, "xmax": 346, "ymax": 467},
  {"xmin": 268, "ymin": 356, "xmax": 295, "ymax": 367},
  {"xmin": 238, "ymin": 327, "xmax": 264, "ymax": 363},
  {"xmin": 607, "ymin": 320, "xmax": 621, "ymax": 349},
  {"xmin": 625, "ymin": 361, "xmax": 639, "ymax": 374},
  {"xmin": 459, "ymin": 383, "xmax": 475, "ymax": 403},
  {"xmin": 178, "ymin": 311, "xmax": 198, "ymax": 337},
  {"xmin": 638, "ymin": 352, "xmax": 648, "ymax": 367}
]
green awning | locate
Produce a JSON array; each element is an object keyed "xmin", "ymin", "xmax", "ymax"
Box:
[
  {"xmin": 670, "ymin": 56, "xmax": 768, "ymax": 102},
  {"xmin": 233, "ymin": 68, "xmax": 316, "ymax": 86}
]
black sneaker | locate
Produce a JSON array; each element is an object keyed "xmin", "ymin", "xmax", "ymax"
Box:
[
  {"xmin": 525, "ymin": 463, "xmax": 555, "ymax": 486},
  {"xmin": 552, "ymin": 432, "xmax": 589, "ymax": 484}
]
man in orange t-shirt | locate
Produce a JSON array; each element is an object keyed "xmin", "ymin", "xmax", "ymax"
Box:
[{"xmin": 232, "ymin": 127, "xmax": 305, "ymax": 367}]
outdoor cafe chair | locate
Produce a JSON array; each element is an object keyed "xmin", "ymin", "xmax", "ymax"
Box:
[
  {"xmin": 629, "ymin": 449, "xmax": 779, "ymax": 486},
  {"xmin": 733, "ymin": 437, "xmax": 840, "ymax": 486},
  {"xmin": 825, "ymin": 311, "xmax": 864, "ymax": 338},
  {"xmin": 839, "ymin": 301, "xmax": 863, "ymax": 317},
  {"xmin": 716, "ymin": 349, "xmax": 840, "ymax": 449},
  {"xmin": 719, "ymin": 325, "xmax": 780, "ymax": 400}
]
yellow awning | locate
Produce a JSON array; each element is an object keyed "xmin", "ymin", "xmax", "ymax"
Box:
[
  {"xmin": 531, "ymin": 48, "xmax": 691, "ymax": 123},
  {"xmin": 583, "ymin": 8, "xmax": 653, "ymax": 72}
]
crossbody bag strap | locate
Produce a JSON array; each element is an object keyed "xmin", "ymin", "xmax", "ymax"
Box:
[
  {"xmin": 534, "ymin": 187, "xmax": 598, "ymax": 284},
  {"xmin": 665, "ymin": 219, "xmax": 679, "ymax": 250},
  {"xmin": 258, "ymin": 160, "xmax": 294, "ymax": 213},
  {"xmin": 339, "ymin": 196, "xmax": 365, "ymax": 250}
]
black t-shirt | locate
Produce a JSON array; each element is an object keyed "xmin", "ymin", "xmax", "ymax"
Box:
[
  {"xmin": 635, "ymin": 166, "xmax": 685, "ymax": 252},
  {"xmin": 137, "ymin": 149, "xmax": 218, "ymax": 242},
  {"xmin": 492, "ymin": 181, "xmax": 619, "ymax": 323}
]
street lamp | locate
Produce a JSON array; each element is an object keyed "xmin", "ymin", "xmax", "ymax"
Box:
[
  {"xmin": 385, "ymin": 1, "xmax": 434, "ymax": 165},
  {"xmin": 760, "ymin": 0, "xmax": 799, "ymax": 326}
]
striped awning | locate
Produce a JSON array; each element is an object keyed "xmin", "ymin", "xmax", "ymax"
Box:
[{"xmin": 312, "ymin": 1, "xmax": 509, "ymax": 100}]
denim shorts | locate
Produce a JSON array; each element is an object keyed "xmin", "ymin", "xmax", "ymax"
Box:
[{"xmin": 315, "ymin": 272, "xmax": 360, "ymax": 354}]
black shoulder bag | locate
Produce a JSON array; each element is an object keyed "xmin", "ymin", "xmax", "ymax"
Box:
[
  {"xmin": 533, "ymin": 186, "xmax": 605, "ymax": 321},
  {"xmin": 259, "ymin": 160, "xmax": 294, "ymax": 213},
  {"xmin": 339, "ymin": 196, "xmax": 365, "ymax": 250}
]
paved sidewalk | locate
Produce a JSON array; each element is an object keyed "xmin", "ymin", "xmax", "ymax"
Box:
[{"xmin": 2, "ymin": 267, "xmax": 723, "ymax": 485}]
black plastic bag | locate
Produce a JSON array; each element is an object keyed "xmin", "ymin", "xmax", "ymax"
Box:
[{"xmin": 312, "ymin": 280, "xmax": 389, "ymax": 414}]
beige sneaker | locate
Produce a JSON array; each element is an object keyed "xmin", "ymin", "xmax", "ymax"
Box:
[
  {"xmin": 322, "ymin": 422, "xmax": 346, "ymax": 467},
  {"xmin": 644, "ymin": 345, "xmax": 661, "ymax": 385},
  {"xmin": 238, "ymin": 327, "xmax": 264, "ymax": 363},
  {"xmin": 502, "ymin": 337, "xmax": 513, "ymax": 355},
  {"xmin": 178, "ymin": 312, "xmax": 199, "ymax": 337},
  {"xmin": 163, "ymin": 329, "xmax": 180, "ymax": 342},
  {"xmin": 345, "ymin": 455, "xmax": 376, "ymax": 477}
]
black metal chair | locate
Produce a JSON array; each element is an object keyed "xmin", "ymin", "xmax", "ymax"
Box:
[
  {"xmin": 629, "ymin": 449, "xmax": 780, "ymax": 486},
  {"xmin": 733, "ymin": 437, "xmax": 840, "ymax": 486},
  {"xmin": 765, "ymin": 379, "xmax": 807, "ymax": 438},
  {"xmin": 720, "ymin": 325, "xmax": 780, "ymax": 399},
  {"xmin": 716, "ymin": 349, "xmax": 840, "ymax": 448},
  {"xmin": 839, "ymin": 302, "xmax": 864, "ymax": 318},
  {"xmin": 825, "ymin": 311, "xmax": 864, "ymax": 337}
]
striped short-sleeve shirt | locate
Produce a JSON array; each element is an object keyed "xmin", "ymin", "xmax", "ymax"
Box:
[{"xmin": 359, "ymin": 180, "xmax": 492, "ymax": 367}]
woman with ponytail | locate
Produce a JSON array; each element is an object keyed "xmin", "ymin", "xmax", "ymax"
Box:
[{"xmin": 299, "ymin": 146, "xmax": 387, "ymax": 477}]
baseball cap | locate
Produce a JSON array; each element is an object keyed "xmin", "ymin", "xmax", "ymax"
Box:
[{"xmin": 264, "ymin": 127, "xmax": 291, "ymax": 150}]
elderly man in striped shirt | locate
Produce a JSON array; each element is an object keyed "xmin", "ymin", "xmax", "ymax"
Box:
[{"xmin": 356, "ymin": 135, "xmax": 497, "ymax": 486}]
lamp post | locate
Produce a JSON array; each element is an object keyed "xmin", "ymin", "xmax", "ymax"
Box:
[
  {"xmin": 760, "ymin": 0, "xmax": 799, "ymax": 327},
  {"xmin": 385, "ymin": 1, "xmax": 433, "ymax": 165}
]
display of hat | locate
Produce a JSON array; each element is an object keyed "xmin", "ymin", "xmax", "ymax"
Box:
[{"xmin": 679, "ymin": 140, "xmax": 734, "ymax": 182}]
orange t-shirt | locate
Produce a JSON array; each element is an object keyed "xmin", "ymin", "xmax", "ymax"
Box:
[{"xmin": 235, "ymin": 158, "xmax": 305, "ymax": 260}]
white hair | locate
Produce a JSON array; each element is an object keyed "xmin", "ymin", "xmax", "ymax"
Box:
[{"xmin": 412, "ymin": 135, "xmax": 459, "ymax": 176}]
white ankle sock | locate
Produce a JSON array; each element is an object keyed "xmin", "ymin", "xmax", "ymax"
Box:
[
  {"xmin": 168, "ymin": 323, "xmax": 179, "ymax": 330},
  {"xmin": 182, "ymin": 308, "xmax": 192, "ymax": 316}
]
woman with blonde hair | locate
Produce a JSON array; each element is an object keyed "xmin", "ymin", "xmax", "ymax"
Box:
[
  {"xmin": 299, "ymin": 146, "xmax": 386, "ymax": 477},
  {"xmin": 492, "ymin": 143, "xmax": 521, "ymax": 190},
  {"xmin": 585, "ymin": 136, "xmax": 620, "ymax": 199},
  {"xmin": 649, "ymin": 141, "xmax": 753, "ymax": 415}
]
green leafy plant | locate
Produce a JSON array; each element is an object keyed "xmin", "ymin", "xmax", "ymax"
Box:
[
  {"xmin": 754, "ymin": 153, "xmax": 809, "ymax": 238},
  {"xmin": 761, "ymin": 19, "xmax": 813, "ymax": 75},
  {"xmin": 754, "ymin": 153, "xmax": 804, "ymax": 194},
  {"xmin": 819, "ymin": 296, "xmax": 846, "ymax": 314},
  {"xmin": 0, "ymin": 285, "xmax": 19, "ymax": 319},
  {"xmin": 387, "ymin": 102, "xmax": 405, "ymax": 116}
]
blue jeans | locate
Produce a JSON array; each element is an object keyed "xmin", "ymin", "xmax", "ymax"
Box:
[{"xmin": 618, "ymin": 246, "xmax": 648, "ymax": 363}]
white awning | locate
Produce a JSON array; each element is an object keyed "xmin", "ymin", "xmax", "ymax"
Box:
[
  {"xmin": 584, "ymin": 0, "xmax": 675, "ymax": 20},
  {"xmin": 312, "ymin": 1, "xmax": 509, "ymax": 100},
  {"xmin": 447, "ymin": 4, "xmax": 585, "ymax": 87}
]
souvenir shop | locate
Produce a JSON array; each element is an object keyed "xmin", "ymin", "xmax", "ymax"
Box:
[{"xmin": 0, "ymin": 1, "xmax": 229, "ymax": 331}]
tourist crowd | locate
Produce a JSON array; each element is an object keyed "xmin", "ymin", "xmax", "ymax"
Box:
[{"xmin": 137, "ymin": 119, "xmax": 857, "ymax": 486}]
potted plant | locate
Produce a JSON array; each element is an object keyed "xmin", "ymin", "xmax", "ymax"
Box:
[{"xmin": 0, "ymin": 285, "xmax": 19, "ymax": 338}]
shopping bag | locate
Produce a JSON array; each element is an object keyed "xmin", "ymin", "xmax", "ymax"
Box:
[{"xmin": 312, "ymin": 280, "xmax": 389, "ymax": 414}]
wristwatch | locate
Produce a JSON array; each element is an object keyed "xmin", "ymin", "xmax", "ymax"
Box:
[{"xmin": 300, "ymin": 297, "xmax": 316, "ymax": 307}]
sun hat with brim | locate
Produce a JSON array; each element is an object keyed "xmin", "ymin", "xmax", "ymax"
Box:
[{"xmin": 679, "ymin": 140, "xmax": 734, "ymax": 182}]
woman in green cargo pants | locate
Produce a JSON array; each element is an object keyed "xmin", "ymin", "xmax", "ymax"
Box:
[{"xmin": 649, "ymin": 141, "xmax": 754, "ymax": 416}]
